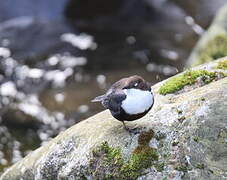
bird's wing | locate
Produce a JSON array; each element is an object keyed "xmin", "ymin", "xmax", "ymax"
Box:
[{"xmin": 104, "ymin": 89, "xmax": 126, "ymax": 113}]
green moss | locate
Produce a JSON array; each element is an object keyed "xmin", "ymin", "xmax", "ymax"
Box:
[
  {"xmin": 122, "ymin": 145, "xmax": 158, "ymax": 178},
  {"xmin": 99, "ymin": 141, "xmax": 124, "ymax": 165},
  {"xmin": 193, "ymin": 136, "xmax": 199, "ymax": 142},
  {"xmin": 196, "ymin": 163, "xmax": 205, "ymax": 169},
  {"xmin": 178, "ymin": 116, "xmax": 186, "ymax": 123},
  {"xmin": 217, "ymin": 60, "xmax": 227, "ymax": 70},
  {"xmin": 158, "ymin": 70, "xmax": 218, "ymax": 95},
  {"xmin": 218, "ymin": 129, "xmax": 227, "ymax": 143},
  {"xmin": 175, "ymin": 165, "xmax": 189, "ymax": 172},
  {"xmin": 89, "ymin": 142, "xmax": 124, "ymax": 179},
  {"xmin": 201, "ymin": 97, "xmax": 206, "ymax": 101},
  {"xmin": 154, "ymin": 162, "xmax": 165, "ymax": 172},
  {"xmin": 172, "ymin": 141, "xmax": 179, "ymax": 146},
  {"xmin": 89, "ymin": 130, "xmax": 158, "ymax": 179},
  {"xmin": 0, "ymin": 165, "xmax": 6, "ymax": 174},
  {"xmin": 196, "ymin": 34, "xmax": 227, "ymax": 66},
  {"xmin": 176, "ymin": 109, "xmax": 183, "ymax": 114}
]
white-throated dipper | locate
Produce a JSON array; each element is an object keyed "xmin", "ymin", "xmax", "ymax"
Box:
[{"xmin": 92, "ymin": 75, "xmax": 154, "ymax": 130}]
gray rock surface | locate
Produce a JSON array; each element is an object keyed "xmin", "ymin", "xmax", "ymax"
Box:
[{"xmin": 1, "ymin": 58, "xmax": 227, "ymax": 179}]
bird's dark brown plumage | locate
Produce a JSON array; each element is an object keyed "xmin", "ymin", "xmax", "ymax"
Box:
[{"xmin": 92, "ymin": 75, "xmax": 154, "ymax": 127}]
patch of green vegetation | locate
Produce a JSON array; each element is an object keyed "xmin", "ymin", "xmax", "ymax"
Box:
[
  {"xmin": 196, "ymin": 163, "xmax": 205, "ymax": 169},
  {"xmin": 172, "ymin": 141, "xmax": 179, "ymax": 146},
  {"xmin": 193, "ymin": 136, "xmax": 199, "ymax": 142},
  {"xmin": 217, "ymin": 60, "xmax": 227, "ymax": 70},
  {"xmin": 154, "ymin": 162, "xmax": 165, "ymax": 172},
  {"xmin": 89, "ymin": 130, "xmax": 159, "ymax": 179},
  {"xmin": 178, "ymin": 116, "xmax": 186, "ymax": 123},
  {"xmin": 175, "ymin": 165, "xmax": 189, "ymax": 173},
  {"xmin": 122, "ymin": 145, "xmax": 158, "ymax": 178},
  {"xmin": 0, "ymin": 165, "xmax": 6, "ymax": 174},
  {"xmin": 163, "ymin": 153, "xmax": 169, "ymax": 158},
  {"xmin": 196, "ymin": 34, "xmax": 227, "ymax": 66},
  {"xmin": 176, "ymin": 109, "xmax": 183, "ymax": 114},
  {"xmin": 218, "ymin": 129, "xmax": 227, "ymax": 144},
  {"xmin": 159, "ymin": 70, "xmax": 218, "ymax": 95},
  {"xmin": 201, "ymin": 97, "xmax": 206, "ymax": 101}
]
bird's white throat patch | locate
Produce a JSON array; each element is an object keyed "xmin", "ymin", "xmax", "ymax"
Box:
[{"xmin": 121, "ymin": 88, "xmax": 153, "ymax": 115}]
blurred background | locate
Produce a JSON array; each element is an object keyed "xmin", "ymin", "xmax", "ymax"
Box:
[{"xmin": 0, "ymin": 0, "xmax": 226, "ymax": 174}]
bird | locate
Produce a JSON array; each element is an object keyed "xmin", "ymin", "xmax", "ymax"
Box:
[{"xmin": 91, "ymin": 75, "xmax": 154, "ymax": 130}]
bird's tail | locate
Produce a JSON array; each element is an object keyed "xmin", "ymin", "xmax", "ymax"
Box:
[{"xmin": 91, "ymin": 95, "xmax": 105, "ymax": 102}]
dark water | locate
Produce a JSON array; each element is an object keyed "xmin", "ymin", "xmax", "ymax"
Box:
[{"xmin": 0, "ymin": 0, "xmax": 226, "ymax": 174}]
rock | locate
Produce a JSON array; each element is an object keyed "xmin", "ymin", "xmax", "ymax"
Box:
[
  {"xmin": 187, "ymin": 3, "xmax": 227, "ymax": 67},
  {"xmin": 1, "ymin": 107, "xmax": 41, "ymax": 128},
  {"xmin": 65, "ymin": 0, "xmax": 159, "ymax": 31},
  {"xmin": 0, "ymin": 0, "xmax": 82, "ymax": 63},
  {"xmin": 1, "ymin": 58, "xmax": 227, "ymax": 179},
  {"xmin": 173, "ymin": 0, "xmax": 226, "ymax": 27},
  {"xmin": 0, "ymin": 0, "xmax": 68, "ymax": 22},
  {"xmin": 0, "ymin": 18, "xmax": 81, "ymax": 63}
]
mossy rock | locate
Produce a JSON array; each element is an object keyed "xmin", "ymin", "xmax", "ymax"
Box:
[
  {"xmin": 187, "ymin": 3, "xmax": 227, "ymax": 66},
  {"xmin": 89, "ymin": 133, "xmax": 158, "ymax": 180},
  {"xmin": 196, "ymin": 34, "xmax": 227, "ymax": 66},
  {"xmin": 217, "ymin": 59, "xmax": 227, "ymax": 70},
  {"xmin": 1, "ymin": 59, "xmax": 227, "ymax": 180},
  {"xmin": 158, "ymin": 69, "xmax": 226, "ymax": 95}
]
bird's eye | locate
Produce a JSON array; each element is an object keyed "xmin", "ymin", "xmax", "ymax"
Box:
[{"xmin": 134, "ymin": 83, "xmax": 138, "ymax": 87}]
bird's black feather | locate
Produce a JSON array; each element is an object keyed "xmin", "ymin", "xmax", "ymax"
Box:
[{"xmin": 102, "ymin": 90, "xmax": 126, "ymax": 113}]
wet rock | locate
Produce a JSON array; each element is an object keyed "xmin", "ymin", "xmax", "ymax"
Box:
[
  {"xmin": 65, "ymin": 0, "xmax": 123, "ymax": 20},
  {"xmin": 0, "ymin": 0, "xmax": 68, "ymax": 22},
  {"xmin": 1, "ymin": 107, "xmax": 41, "ymax": 128},
  {"xmin": 187, "ymin": 3, "xmax": 227, "ymax": 67},
  {"xmin": 64, "ymin": 0, "xmax": 159, "ymax": 30},
  {"xmin": 0, "ymin": 0, "xmax": 83, "ymax": 64},
  {"xmin": 0, "ymin": 18, "xmax": 81, "ymax": 63},
  {"xmin": 1, "ymin": 58, "xmax": 227, "ymax": 179}
]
